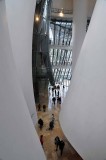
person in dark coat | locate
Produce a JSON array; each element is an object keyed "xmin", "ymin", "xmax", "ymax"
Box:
[
  {"xmin": 43, "ymin": 105, "xmax": 46, "ymax": 112},
  {"xmin": 38, "ymin": 104, "xmax": 41, "ymax": 111},
  {"xmin": 55, "ymin": 90, "xmax": 56, "ymax": 96},
  {"xmin": 51, "ymin": 114, "xmax": 55, "ymax": 122},
  {"xmin": 59, "ymin": 140, "xmax": 65, "ymax": 156},
  {"xmin": 52, "ymin": 97, "xmax": 56, "ymax": 105},
  {"xmin": 38, "ymin": 118, "xmax": 44, "ymax": 129},
  {"xmin": 57, "ymin": 85, "xmax": 60, "ymax": 89},
  {"xmin": 52, "ymin": 87, "xmax": 54, "ymax": 97},
  {"xmin": 49, "ymin": 120, "xmax": 54, "ymax": 130},
  {"xmin": 57, "ymin": 90, "xmax": 59, "ymax": 97},
  {"xmin": 54, "ymin": 136, "xmax": 60, "ymax": 151}
]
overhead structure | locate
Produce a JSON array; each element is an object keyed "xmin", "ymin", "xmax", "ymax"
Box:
[{"xmin": 59, "ymin": 0, "xmax": 106, "ymax": 159}]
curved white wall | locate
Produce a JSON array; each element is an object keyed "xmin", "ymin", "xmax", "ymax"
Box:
[
  {"xmin": 0, "ymin": 1, "xmax": 46, "ymax": 160},
  {"xmin": 60, "ymin": 0, "xmax": 106, "ymax": 159},
  {"xmin": 5, "ymin": 0, "xmax": 37, "ymax": 124},
  {"xmin": 87, "ymin": 0, "xmax": 96, "ymax": 17}
]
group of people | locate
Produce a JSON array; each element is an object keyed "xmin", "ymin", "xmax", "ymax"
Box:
[
  {"xmin": 38, "ymin": 114, "xmax": 55, "ymax": 131},
  {"xmin": 38, "ymin": 104, "xmax": 46, "ymax": 112},
  {"xmin": 39, "ymin": 135, "xmax": 65, "ymax": 156},
  {"xmin": 38, "ymin": 115, "xmax": 65, "ymax": 156},
  {"xmin": 38, "ymin": 84, "xmax": 65, "ymax": 156},
  {"xmin": 52, "ymin": 95, "xmax": 61, "ymax": 105},
  {"xmin": 50, "ymin": 84, "xmax": 62, "ymax": 105},
  {"xmin": 54, "ymin": 136, "xmax": 65, "ymax": 156},
  {"xmin": 39, "ymin": 134, "xmax": 65, "ymax": 156}
]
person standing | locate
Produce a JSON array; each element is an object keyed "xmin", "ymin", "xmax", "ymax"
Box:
[
  {"xmin": 38, "ymin": 104, "xmax": 41, "ymax": 111},
  {"xmin": 38, "ymin": 118, "xmax": 44, "ymax": 129},
  {"xmin": 43, "ymin": 105, "xmax": 46, "ymax": 112},
  {"xmin": 51, "ymin": 114, "xmax": 55, "ymax": 122},
  {"xmin": 57, "ymin": 90, "xmax": 59, "ymax": 97},
  {"xmin": 59, "ymin": 140, "xmax": 65, "ymax": 156},
  {"xmin": 52, "ymin": 87, "xmax": 54, "ymax": 97},
  {"xmin": 54, "ymin": 136, "xmax": 60, "ymax": 151},
  {"xmin": 52, "ymin": 97, "xmax": 56, "ymax": 105},
  {"xmin": 49, "ymin": 120, "xmax": 54, "ymax": 130},
  {"xmin": 55, "ymin": 90, "xmax": 56, "ymax": 96}
]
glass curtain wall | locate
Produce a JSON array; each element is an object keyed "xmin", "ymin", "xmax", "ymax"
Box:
[
  {"xmin": 49, "ymin": 19, "xmax": 90, "ymax": 87},
  {"xmin": 49, "ymin": 20, "xmax": 72, "ymax": 87}
]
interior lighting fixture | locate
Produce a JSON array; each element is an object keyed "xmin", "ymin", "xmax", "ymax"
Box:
[
  {"xmin": 59, "ymin": 8, "xmax": 64, "ymax": 17},
  {"xmin": 35, "ymin": 15, "xmax": 39, "ymax": 22}
]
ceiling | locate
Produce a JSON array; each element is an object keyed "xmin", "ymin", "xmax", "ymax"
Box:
[{"xmin": 51, "ymin": 0, "xmax": 97, "ymax": 19}]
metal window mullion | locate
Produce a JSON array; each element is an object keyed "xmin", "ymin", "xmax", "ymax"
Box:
[
  {"xmin": 59, "ymin": 49, "xmax": 63, "ymax": 65},
  {"xmin": 54, "ymin": 22, "xmax": 56, "ymax": 45},
  {"xmin": 54, "ymin": 69, "xmax": 57, "ymax": 81},
  {"xmin": 52, "ymin": 49, "xmax": 55, "ymax": 65},
  {"xmin": 55, "ymin": 68, "xmax": 59, "ymax": 82},
  {"xmin": 58, "ymin": 68, "xmax": 63, "ymax": 82},
  {"xmin": 58, "ymin": 24, "xmax": 62, "ymax": 45},
  {"xmin": 61, "ymin": 68, "xmax": 66, "ymax": 83},
  {"xmin": 67, "ymin": 51, "xmax": 72, "ymax": 64},
  {"xmin": 56, "ymin": 68, "xmax": 60, "ymax": 82},
  {"xmin": 61, "ymin": 50, "xmax": 67, "ymax": 65},
  {"xmin": 62, "ymin": 22, "xmax": 67, "ymax": 45},
  {"xmin": 56, "ymin": 68, "xmax": 62, "ymax": 82},
  {"xmin": 66, "ymin": 68, "xmax": 71, "ymax": 79},
  {"xmin": 63, "ymin": 50, "xmax": 68, "ymax": 65},
  {"xmin": 55, "ymin": 24, "xmax": 62, "ymax": 65}
]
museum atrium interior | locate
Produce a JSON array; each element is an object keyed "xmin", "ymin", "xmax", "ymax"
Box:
[{"xmin": 1, "ymin": 0, "xmax": 106, "ymax": 160}]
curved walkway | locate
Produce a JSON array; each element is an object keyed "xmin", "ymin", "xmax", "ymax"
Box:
[{"xmin": 36, "ymin": 87, "xmax": 82, "ymax": 160}]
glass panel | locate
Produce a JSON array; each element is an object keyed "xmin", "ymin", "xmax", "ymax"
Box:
[{"xmin": 49, "ymin": 20, "xmax": 73, "ymax": 86}]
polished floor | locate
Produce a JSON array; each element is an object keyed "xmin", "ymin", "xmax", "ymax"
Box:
[{"xmin": 36, "ymin": 85, "xmax": 83, "ymax": 160}]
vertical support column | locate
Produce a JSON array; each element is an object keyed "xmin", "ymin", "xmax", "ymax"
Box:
[{"xmin": 72, "ymin": 0, "xmax": 87, "ymax": 70}]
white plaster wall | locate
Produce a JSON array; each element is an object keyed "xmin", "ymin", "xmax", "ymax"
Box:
[
  {"xmin": 5, "ymin": 0, "xmax": 37, "ymax": 124},
  {"xmin": 60, "ymin": 0, "xmax": 106, "ymax": 159},
  {"xmin": 0, "ymin": 1, "xmax": 46, "ymax": 160},
  {"xmin": 87, "ymin": 0, "xmax": 96, "ymax": 17}
]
